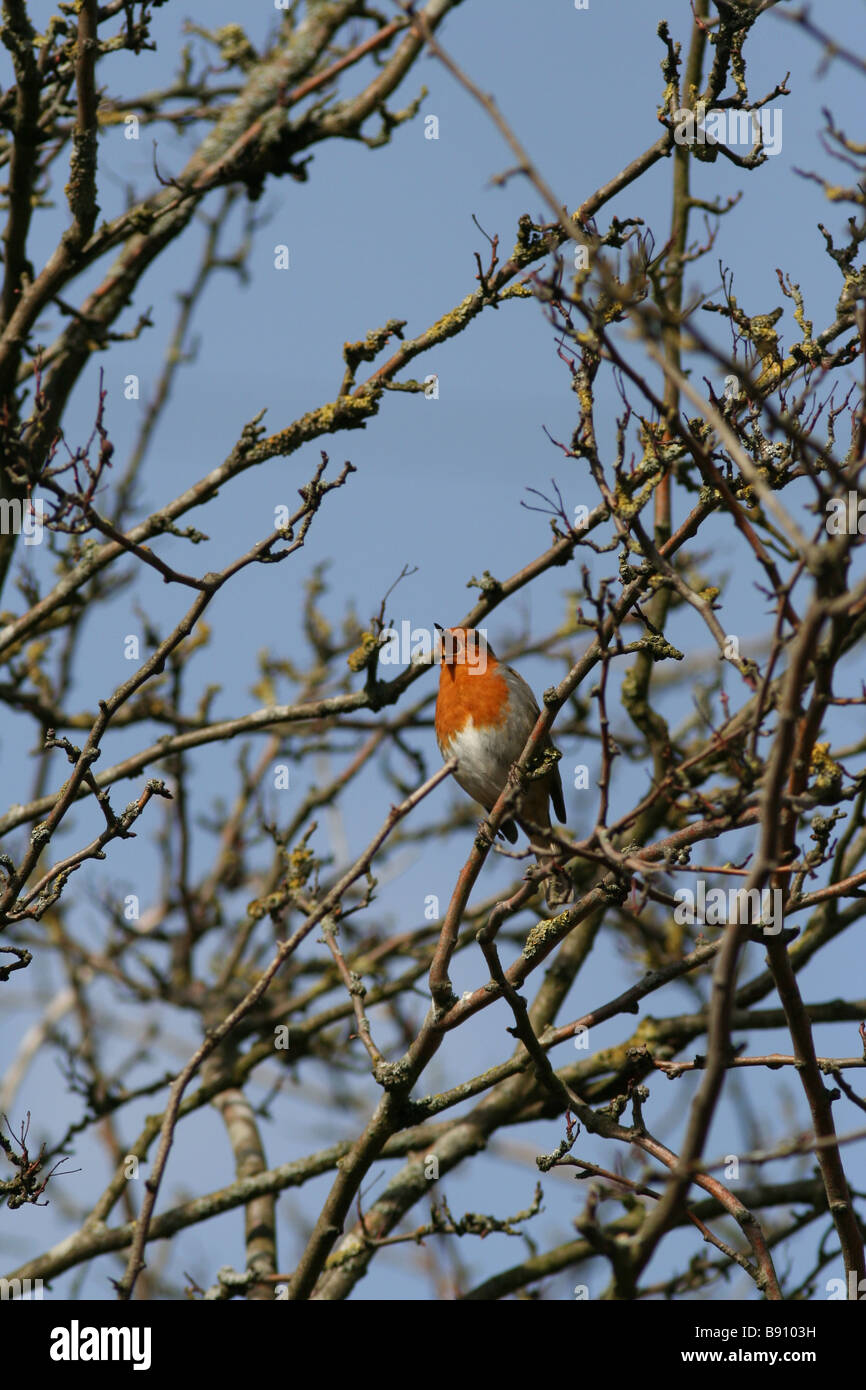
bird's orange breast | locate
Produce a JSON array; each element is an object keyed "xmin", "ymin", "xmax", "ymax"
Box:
[{"xmin": 435, "ymin": 661, "xmax": 511, "ymax": 749}]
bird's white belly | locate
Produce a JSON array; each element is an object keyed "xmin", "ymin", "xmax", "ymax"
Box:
[{"xmin": 440, "ymin": 718, "xmax": 517, "ymax": 809}]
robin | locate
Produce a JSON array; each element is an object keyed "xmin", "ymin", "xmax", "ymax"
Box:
[{"xmin": 434, "ymin": 626, "xmax": 571, "ymax": 910}]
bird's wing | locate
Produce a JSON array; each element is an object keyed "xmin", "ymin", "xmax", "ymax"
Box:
[{"xmin": 502, "ymin": 664, "xmax": 567, "ymax": 821}]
